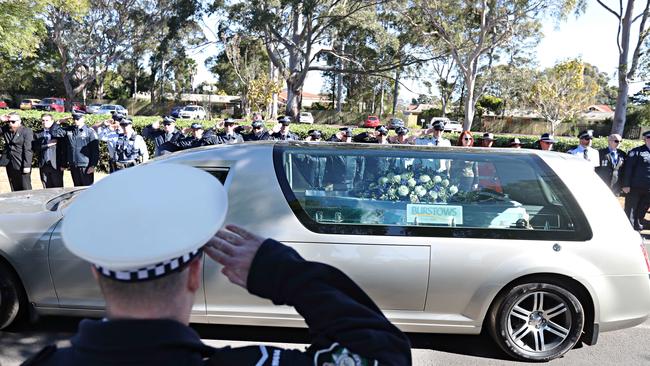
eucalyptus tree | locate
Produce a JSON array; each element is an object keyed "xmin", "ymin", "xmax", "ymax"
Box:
[{"xmin": 411, "ymin": 0, "xmax": 584, "ymax": 130}]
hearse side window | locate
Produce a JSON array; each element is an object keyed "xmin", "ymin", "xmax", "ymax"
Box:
[{"xmin": 273, "ymin": 145, "xmax": 591, "ymax": 241}]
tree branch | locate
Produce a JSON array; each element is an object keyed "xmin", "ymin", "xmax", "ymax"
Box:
[{"xmin": 596, "ymin": 0, "xmax": 621, "ymax": 18}]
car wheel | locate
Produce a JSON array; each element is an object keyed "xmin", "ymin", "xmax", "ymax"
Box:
[
  {"xmin": 488, "ymin": 282, "xmax": 584, "ymax": 362},
  {"xmin": 0, "ymin": 264, "xmax": 25, "ymax": 330}
]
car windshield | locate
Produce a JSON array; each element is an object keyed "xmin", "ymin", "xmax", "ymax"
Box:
[
  {"xmin": 101, "ymin": 105, "xmax": 116, "ymax": 110},
  {"xmin": 41, "ymin": 98, "xmax": 55, "ymax": 104},
  {"xmin": 21, "ymin": 100, "xmax": 31, "ymax": 104},
  {"xmin": 184, "ymin": 106, "xmax": 198, "ymax": 111}
]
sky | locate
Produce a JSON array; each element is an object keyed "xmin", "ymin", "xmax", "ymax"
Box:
[{"xmin": 190, "ymin": 2, "xmax": 648, "ymax": 100}]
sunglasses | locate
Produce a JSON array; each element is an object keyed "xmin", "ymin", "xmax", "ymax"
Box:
[
  {"xmin": 8, "ymin": 120, "xmax": 19, "ymax": 124},
  {"xmin": 612, "ymin": 140, "xmax": 621, "ymax": 143},
  {"xmin": 463, "ymin": 138, "xmax": 472, "ymax": 141}
]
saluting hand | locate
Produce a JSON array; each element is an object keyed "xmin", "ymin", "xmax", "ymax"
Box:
[{"xmin": 204, "ymin": 224, "xmax": 266, "ymax": 289}]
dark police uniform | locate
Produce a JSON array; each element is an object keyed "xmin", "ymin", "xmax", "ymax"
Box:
[
  {"xmin": 113, "ymin": 134, "xmax": 145, "ymax": 171},
  {"xmin": 270, "ymin": 131, "xmax": 300, "ymax": 141},
  {"xmin": 597, "ymin": 147, "xmax": 626, "ymax": 194},
  {"xmin": 142, "ymin": 124, "xmax": 183, "ymax": 156},
  {"xmin": 217, "ymin": 131, "xmax": 244, "ymax": 144},
  {"xmin": 22, "ymin": 239, "xmax": 411, "ymax": 366},
  {"xmin": 33, "ymin": 123, "xmax": 67, "ymax": 188},
  {"xmin": 623, "ymin": 143, "xmax": 650, "ymax": 230},
  {"xmin": 1, "ymin": 124, "xmax": 33, "ymax": 191},
  {"xmin": 242, "ymin": 129, "xmax": 271, "ymax": 141},
  {"xmin": 173, "ymin": 134, "xmax": 222, "ymax": 150},
  {"xmin": 63, "ymin": 124, "xmax": 99, "ymax": 186}
]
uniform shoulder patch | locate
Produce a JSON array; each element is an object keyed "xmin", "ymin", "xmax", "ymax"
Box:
[
  {"xmin": 21, "ymin": 344, "xmax": 57, "ymax": 365},
  {"xmin": 314, "ymin": 343, "xmax": 377, "ymax": 366}
]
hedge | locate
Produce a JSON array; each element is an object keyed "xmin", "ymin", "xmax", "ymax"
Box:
[{"xmin": 1, "ymin": 109, "xmax": 646, "ymax": 173}]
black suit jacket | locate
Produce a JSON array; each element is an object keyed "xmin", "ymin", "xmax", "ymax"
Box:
[
  {"xmin": 1, "ymin": 125, "xmax": 33, "ymax": 170},
  {"xmin": 596, "ymin": 147, "xmax": 626, "ymax": 191},
  {"xmin": 33, "ymin": 124, "xmax": 67, "ymax": 169}
]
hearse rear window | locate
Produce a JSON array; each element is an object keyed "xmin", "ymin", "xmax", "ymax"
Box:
[{"xmin": 273, "ymin": 145, "xmax": 591, "ymax": 241}]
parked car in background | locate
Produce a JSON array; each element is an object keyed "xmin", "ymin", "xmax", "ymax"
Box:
[
  {"xmin": 364, "ymin": 115, "xmax": 381, "ymax": 128},
  {"xmin": 72, "ymin": 102, "xmax": 86, "ymax": 113},
  {"xmin": 34, "ymin": 98, "xmax": 66, "ymax": 112},
  {"xmin": 443, "ymin": 120, "xmax": 463, "ymax": 133},
  {"xmin": 298, "ymin": 112, "xmax": 314, "ymax": 124},
  {"xmin": 86, "ymin": 103, "xmax": 103, "ymax": 114},
  {"xmin": 179, "ymin": 105, "xmax": 206, "ymax": 119},
  {"xmin": 1, "ymin": 142, "xmax": 649, "ymax": 363},
  {"xmin": 0, "ymin": 99, "xmax": 8, "ymax": 109},
  {"xmin": 96, "ymin": 104, "xmax": 128, "ymax": 116},
  {"xmin": 388, "ymin": 117, "xmax": 405, "ymax": 130},
  {"xmin": 19, "ymin": 99, "xmax": 41, "ymax": 110},
  {"xmin": 170, "ymin": 106, "xmax": 183, "ymax": 118}
]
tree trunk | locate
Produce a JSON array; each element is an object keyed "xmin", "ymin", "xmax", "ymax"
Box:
[
  {"xmin": 96, "ymin": 76, "xmax": 105, "ymax": 100},
  {"xmin": 441, "ymin": 97, "xmax": 448, "ymax": 118},
  {"xmin": 62, "ymin": 72, "xmax": 75, "ymax": 112},
  {"xmin": 463, "ymin": 75, "xmax": 476, "ymax": 131},
  {"xmin": 392, "ymin": 68, "xmax": 400, "ymax": 115},
  {"xmin": 286, "ymin": 81, "xmax": 301, "ymax": 119},
  {"xmin": 336, "ymin": 45, "xmax": 344, "ymax": 113},
  {"xmin": 380, "ymin": 81, "xmax": 385, "ymax": 116},
  {"xmin": 612, "ymin": 1, "xmax": 635, "ymax": 135}
]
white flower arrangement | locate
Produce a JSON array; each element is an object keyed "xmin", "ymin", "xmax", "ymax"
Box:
[
  {"xmin": 407, "ymin": 178, "xmax": 417, "ymax": 188},
  {"xmin": 433, "ymin": 175, "xmax": 442, "ymax": 184},
  {"xmin": 398, "ymin": 185, "xmax": 410, "ymax": 196},
  {"xmin": 419, "ymin": 174, "xmax": 431, "ymax": 184}
]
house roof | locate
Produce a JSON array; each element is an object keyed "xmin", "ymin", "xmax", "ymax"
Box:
[
  {"xmin": 278, "ymin": 89, "xmax": 329, "ymax": 102},
  {"xmin": 587, "ymin": 104, "xmax": 614, "ymax": 113}
]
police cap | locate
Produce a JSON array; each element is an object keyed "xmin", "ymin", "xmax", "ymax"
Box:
[
  {"xmin": 431, "ymin": 121, "xmax": 445, "ymax": 131},
  {"xmin": 112, "ymin": 113, "xmax": 125, "ymax": 122},
  {"xmin": 539, "ymin": 133, "xmax": 556, "ymax": 143},
  {"xmin": 578, "ymin": 130, "xmax": 593, "ymax": 139},
  {"xmin": 162, "ymin": 116, "xmax": 176, "ymax": 125},
  {"xmin": 395, "ymin": 126, "xmax": 409, "ymax": 136},
  {"xmin": 191, "ymin": 122, "xmax": 203, "ymax": 130},
  {"xmin": 482, "ymin": 132, "xmax": 495, "ymax": 141},
  {"xmin": 71, "ymin": 111, "xmax": 85, "ymax": 120},
  {"xmin": 339, "ymin": 127, "xmax": 354, "ymax": 135},
  {"xmin": 643, "ymin": 131, "xmax": 650, "ymax": 138},
  {"xmin": 308, "ymin": 129, "xmax": 322, "ymax": 139},
  {"xmin": 278, "ymin": 116, "xmax": 292, "ymax": 125},
  {"xmin": 61, "ymin": 164, "xmax": 227, "ymax": 282},
  {"xmin": 223, "ymin": 118, "xmax": 237, "ymax": 125},
  {"xmin": 251, "ymin": 120, "xmax": 264, "ymax": 128},
  {"xmin": 376, "ymin": 126, "xmax": 389, "ymax": 136},
  {"xmin": 119, "ymin": 118, "xmax": 133, "ymax": 126},
  {"xmin": 509, "ymin": 137, "xmax": 522, "ymax": 146}
]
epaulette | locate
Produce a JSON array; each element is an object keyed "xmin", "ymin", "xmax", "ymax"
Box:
[{"xmin": 21, "ymin": 344, "xmax": 57, "ymax": 366}]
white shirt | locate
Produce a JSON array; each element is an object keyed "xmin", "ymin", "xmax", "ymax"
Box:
[
  {"xmin": 414, "ymin": 135, "xmax": 451, "ymax": 171},
  {"xmin": 568, "ymin": 145, "xmax": 599, "ymax": 168}
]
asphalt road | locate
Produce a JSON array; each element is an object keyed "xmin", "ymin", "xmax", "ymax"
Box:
[{"xmin": 1, "ymin": 316, "xmax": 649, "ymax": 365}]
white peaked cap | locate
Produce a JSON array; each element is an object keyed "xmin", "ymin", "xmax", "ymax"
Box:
[{"xmin": 61, "ymin": 164, "xmax": 227, "ymax": 281}]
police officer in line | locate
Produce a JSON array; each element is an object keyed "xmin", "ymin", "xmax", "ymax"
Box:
[
  {"xmin": 327, "ymin": 126, "xmax": 354, "ymax": 142},
  {"xmin": 305, "ymin": 129, "xmax": 322, "ymax": 141},
  {"xmin": 217, "ymin": 118, "xmax": 244, "ymax": 144},
  {"xmin": 22, "ymin": 164, "xmax": 411, "ymax": 365},
  {"xmin": 142, "ymin": 116, "xmax": 183, "ymax": 156},
  {"xmin": 0, "ymin": 112, "xmax": 33, "ymax": 191},
  {"xmin": 390, "ymin": 126, "xmax": 413, "ymax": 144},
  {"xmin": 353, "ymin": 125, "xmax": 390, "ymax": 144},
  {"xmin": 93, "ymin": 113, "xmax": 124, "ymax": 173},
  {"xmin": 174, "ymin": 123, "xmax": 222, "ymax": 150},
  {"xmin": 597, "ymin": 133, "xmax": 626, "ymax": 195},
  {"xmin": 538, "ymin": 133, "xmax": 556, "ymax": 151},
  {"xmin": 622, "ymin": 131, "xmax": 650, "ymax": 230},
  {"xmin": 480, "ymin": 132, "xmax": 495, "ymax": 148},
  {"xmin": 33, "ymin": 113, "xmax": 67, "ymax": 188},
  {"xmin": 238, "ymin": 119, "xmax": 271, "ymax": 141},
  {"xmin": 413, "ymin": 120, "xmax": 451, "ymax": 147},
  {"xmin": 270, "ymin": 116, "xmax": 299, "ymax": 141},
  {"xmin": 63, "ymin": 111, "xmax": 99, "ymax": 186},
  {"xmin": 568, "ymin": 130, "xmax": 599, "ymax": 168},
  {"xmin": 113, "ymin": 119, "xmax": 149, "ymax": 171}
]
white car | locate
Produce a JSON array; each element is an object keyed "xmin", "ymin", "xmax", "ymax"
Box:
[
  {"xmin": 96, "ymin": 104, "xmax": 128, "ymax": 116},
  {"xmin": 443, "ymin": 120, "xmax": 464, "ymax": 133},
  {"xmin": 86, "ymin": 103, "xmax": 103, "ymax": 114},
  {"xmin": 299, "ymin": 112, "xmax": 314, "ymax": 124},
  {"xmin": 179, "ymin": 105, "xmax": 207, "ymax": 120}
]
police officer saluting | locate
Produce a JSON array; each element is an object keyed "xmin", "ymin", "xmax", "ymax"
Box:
[
  {"xmin": 142, "ymin": 116, "xmax": 183, "ymax": 156},
  {"xmin": 22, "ymin": 164, "xmax": 411, "ymax": 365},
  {"xmin": 218, "ymin": 118, "xmax": 244, "ymax": 144},
  {"xmin": 174, "ymin": 123, "xmax": 221, "ymax": 150},
  {"xmin": 0, "ymin": 112, "xmax": 33, "ymax": 191},
  {"xmin": 305, "ymin": 129, "xmax": 322, "ymax": 141},
  {"xmin": 113, "ymin": 118, "xmax": 148, "ymax": 171},
  {"xmin": 622, "ymin": 131, "xmax": 650, "ymax": 230},
  {"xmin": 328, "ymin": 127, "xmax": 354, "ymax": 142},
  {"xmin": 413, "ymin": 120, "xmax": 451, "ymax": 147},
  {"xmin": 270, "ymin": 116, "xmax": 299, "ymax": 141},
  {"xmin": 63, "ymin": 111, "xmax": 99, "ymax": 186},
  {"xmin": 33, "ymin": 113, "xmax": 66, "ymax": 188},
  {"xmin": 353, "ymin": 125, "xmax": 390, "ymax": 144},
  {"xmin": 239, "ymin": 119, "xmax": 271, "ymax": 141}
]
